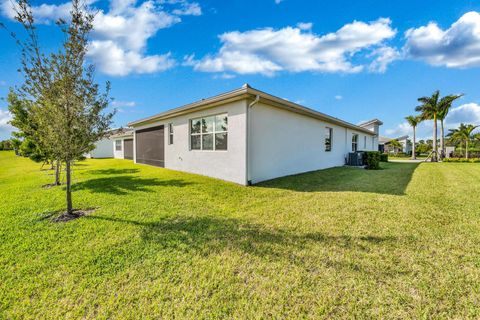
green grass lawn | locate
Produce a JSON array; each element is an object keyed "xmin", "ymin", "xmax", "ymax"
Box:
[{"xmin": 1, "ymin": 151, "xmax": 480, "ymax": 318}]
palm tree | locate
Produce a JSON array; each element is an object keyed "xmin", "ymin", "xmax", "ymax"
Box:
[
  {"xmin": 447, "ymin": 123, "xmax": 479, "ymax": 159},
  {"xmin": 388, "ymin": 139, "xmax": 403, "ymax": 155},
  {"xmin": 437, "ymin": 94, "xmax": 463, "ymax": 159},
  {"xmin": 405, "ymin": 115, "xmax": 421, "ymax": 160},
  {"xmin": 416, "ymin": 91, "xmax": 441, "ymax": 161}
]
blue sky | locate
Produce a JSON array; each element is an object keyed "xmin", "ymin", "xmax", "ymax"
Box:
[{"xmin": 1, "ymin": 0, "xmax": 480, "ymax": 140}]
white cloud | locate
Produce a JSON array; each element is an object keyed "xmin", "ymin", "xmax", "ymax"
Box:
[
  {"xmin": 297, "ymin": 22, "xmax": 313, "ymax": 31},
  {"xmin": 87, "ymin": 40, "xmax": 174, "ymax": 76},
  {"xmin": 213, "ymin": 73, "xmax": 236, "ymax": 79},
  {"xmin": 275, "ymin": 0, "xmax": 283, "ymax": 4},
  {"xmin": 1, "ymin": 0, "xmax": 201, "ymax": 76},
  {"xmin": 172, "ymin": 2, "xmax": 201, "ymax": 16},
  {"xmin": 335, "ymin": 95, "xmax": 343, "ymax": 100},
  {"xmin": 187, "ymin": 18, "xmax": 397, "ymax": 75},
  {"xmin": 404, "ymin": 11, "xmax": 480, "ymax": 68},
  {"xmin": 446, "ymin": 103, "xmax": 480, "ymax": 127},
  {"xmin": 0, "ymin": 0, "xmax": 73, "ymax": 23},
  {"xmin": 0, "ymin": 108, "xmax": 13, "ymax": 136},
  {"xmin": 385, "ymin": 122, "xmax": 412, "ymax": 137},
  {"xmin": 368, "ymin": 46, "xmax": 400, "ymax": 72},
  {"xmin": 112, "ymin": 100, "xmax": 136, "ymax": 108}
]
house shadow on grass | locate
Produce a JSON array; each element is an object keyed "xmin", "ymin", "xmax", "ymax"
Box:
[
  {"xmin": 73, "ymin": 175, "xmax": 193, "ymax": 195},
  {"xmin": 86, "ymin": 214, "xmax": 408, "ymax": 276},
  {"xmin": 257, "ymin": 162, "xmax": 419, "ymax": 196}
]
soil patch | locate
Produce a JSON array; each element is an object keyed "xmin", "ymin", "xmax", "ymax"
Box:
[{"xmin": 51, "ymin": 208, "xmax": 97, "ymax": 223}]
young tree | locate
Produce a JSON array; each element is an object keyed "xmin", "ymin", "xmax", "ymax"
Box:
[
  {"xmin": 7, "ymin": 90, "xmax": 61, "ymax": 180},
  {"xmin": 8, "ymin": 0, "xmax": 114, "ymax": 215},
  {"xmin": 437, "ymin": 94, "xmax": 463, "ymax": 159},
  {"xmin": 405, "ymin": 115, "xmax": 421, "ymax": 160},
  {"xmin": 415, "ymin": 91, "xmax": 441, "ymax": 161}
]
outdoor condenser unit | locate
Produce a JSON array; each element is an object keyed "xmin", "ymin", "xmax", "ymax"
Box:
[{"xmin": 347, "ymin": 152, "xmax": 365, "ymax": 166}]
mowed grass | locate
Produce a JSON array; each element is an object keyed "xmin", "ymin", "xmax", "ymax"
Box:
[{"xmin": 1, "ymin": 151, "xmax": 480, "ymax": 319}]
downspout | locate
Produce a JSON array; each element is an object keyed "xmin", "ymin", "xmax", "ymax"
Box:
[{"xmin": 246, "ymin": 95, "xmax": 260, "ymax": 186}]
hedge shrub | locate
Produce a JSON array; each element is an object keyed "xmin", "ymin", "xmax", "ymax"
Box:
[
  {"xmin": 443, "ymin": 158, "xmax": 480, "ymax": 163},
  {"xmin": 380, "ymin": 153, "xmax": 388, "ymax": 162},
  {"xmin": 363, "ymin": 151, "xmax": 381, "ymax": 170}
]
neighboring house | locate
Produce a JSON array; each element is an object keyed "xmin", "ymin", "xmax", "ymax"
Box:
[
  {"xmin": 86, "ymin": 128, "xmax": 134, "ymax": 159},
  {"xmin": 128, "ymin": 84, "xmax": 382, "ymax": 185},
  {"xmin": 87, "ymin": 138, "xmax": 114, "ymax": 158},
  {"xmin": 111, "ymin": 129, "xmax": 134, "ymax": 160},
  {"xmin": 379, "ymin": 135, "xmax": 412, "ymax": 154}
]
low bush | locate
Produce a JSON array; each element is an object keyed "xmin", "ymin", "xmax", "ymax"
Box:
[
  {"xmin": 380, "ymin": 153, "xmax": 388, "ymax": 162},
  {"xmin": 443, "ymin": 158, "xmax": 480, "ymax": 163},
  {"xmin": 363, "ymin": 151, "xmax": 381, "ymax": 170}
]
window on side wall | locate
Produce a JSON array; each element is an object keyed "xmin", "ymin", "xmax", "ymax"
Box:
[
  {"xmin": 190, "ymin": 113, "xmax": 228, "ymax": 151},
  {"xmin": 115, "ymin": 140, "xmax": 122, "ymax": 151},
  {"xmin": 168, "ymin": 123, "xmax": 173, "ymax": 145},
  {"xmin": 352, "ymin": 134, "xmax": 358, "ymax": 152},
  {"xmin": 364, "ymin": 136, "xmax": 367, "ymax": 149},
  {"xmin": 325, "ymin": 127, "xmax": 332, "ymax": 151}
]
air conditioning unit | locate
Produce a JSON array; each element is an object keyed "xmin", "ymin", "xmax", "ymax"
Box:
[{"xmin": 347, "ymin": 152, "xmax": 365, "ymax": 166}]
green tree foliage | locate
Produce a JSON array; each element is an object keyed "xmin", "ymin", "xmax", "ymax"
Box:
[
  {"xmin": 437, "ymin": 94, "xmax": 463, "ymax": 158},
  {"xmin": 387, "ymin": 139, "xmax": 403, "ymax": 155},
  {"xmin": 415, "ymin": 91, "xmax": 463, "ymax": 161},
  {"xmin": 447, "ymin": 123, "xmax": 479, "ymax": 159},
  {"xmin": 7, "ymin": 0, "xmax": 114, "ymax": 215},
  {"xmin": 0, "ymin": 140, "xmax": 14, "ymax": 150}
]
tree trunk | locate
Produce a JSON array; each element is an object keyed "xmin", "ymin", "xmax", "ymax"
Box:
[
  {"xmin": 466, "ymin": 140, "xmax": 469, "ymax": 159},
  {"xmin": 66, "ymin": 160, "xmax": 73, "ymax": 214},
  {"xmin": 412, "ymin": 126, "xmax": 416, "ymax": 160},
  {"xmin": 54, "ymin": 160, "xmax": 61, "ymax": 186},
  {"xmin": 440, "ymin": 120, "xmax": 445, "ymax": 160},
  {"xmin": 432, "ymin": 114, "xmax": 438, "ymax": 162}
]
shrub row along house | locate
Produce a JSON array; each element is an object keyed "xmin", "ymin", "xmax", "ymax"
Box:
[{"xmin": 94, "ymin": 84, "xmax": 381, "ymax": 185}]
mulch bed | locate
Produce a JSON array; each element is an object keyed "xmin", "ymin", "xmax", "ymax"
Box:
[
  {"xmin": 50, "ymin": 208, "xmax": 97, "ymax": 223},
  {"xmin": 42, "ymin": 183, "xmax": 61, "ymax": 189}
]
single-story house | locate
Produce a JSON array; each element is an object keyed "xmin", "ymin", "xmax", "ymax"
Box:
[
  {"xmin": 86, "ymin": 128, "xmax": 134, "ymax": 159},
  {"xmin": 111, "ymin": 129, "xmax": 134, "ymax": 160},
  {"xmin": 379, "ymin": 135, "xmax": 411, "ymax": 154},
  {"xmin": 128, "ymin": 84, "xmax": 382, "ymax": 185}
]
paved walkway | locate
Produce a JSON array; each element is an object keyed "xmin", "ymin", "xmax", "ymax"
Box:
[{"xmin": 389, "ymin": 159, "xmax": 425, "ymax": 163}]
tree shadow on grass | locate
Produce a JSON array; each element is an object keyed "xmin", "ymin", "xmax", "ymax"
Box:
[
  {"xmin": 73, "ymin": 175, "xmax": 193, "ymax": 195},
  {"xmin": 85, "ymin": 214, "xmax": 408, "ymax": 277},
  {"xmin": 87, "ymin": 168, "xmax": 140, "ymax": 175},
  {"xmin": 257, "ymin": 162, "xmax": 420, "ymax": 196}
]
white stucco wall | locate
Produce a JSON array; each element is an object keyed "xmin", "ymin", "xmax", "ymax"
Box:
[
  {"xmin": 112, "ymin": 136, "xmax": 134, "ymax": 159},
  {"xmin": 113, "ymin": 138, "xmax": 124, "ymax": 159},
  {"xmin": 89, "ymin": 138, "xmax": 114, "ymax": 158},
  {"xmin": 134, "ymin": 100, "xmax": 248, "ymax": 185},
  {"xmin": 248, "ymin": 103, "xmax": 376, "ymax": 184},
  {"xmin": 359, "ymin": 123, "xmax": 380, "ymax": 150}
]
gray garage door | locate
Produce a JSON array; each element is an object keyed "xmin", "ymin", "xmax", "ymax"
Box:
[
  {"xmin": 135, "ymin": 126, "xmax": 165, "ymax": 167},
  {"xmin": 124, "ymin": 139, "xmax": 133, "ymax": 160}
]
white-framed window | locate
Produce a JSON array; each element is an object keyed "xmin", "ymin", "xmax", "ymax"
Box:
[
  {"xmin": 325, "ymin": 127, "xmax": 332, "ymax": 152},
  {"xmin": 115, "ymin": 140, "xmax": 122, "ymax": 151},
  {"xmin": 168, "ymin": 123, "xmax": 173, "ymax": 145},
  {"xmin": 352, "ymin": 134, "xmax": 358, "ymax": 152},
  {"xmin": 190, "ymin": 113, "xmax": 228, "ymax": 151},
  {"xmin": 364, "ymin": 136, "xmax": 367, "ymax": 149}
]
